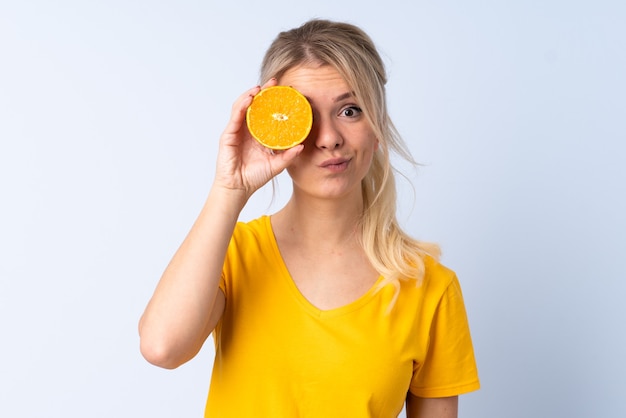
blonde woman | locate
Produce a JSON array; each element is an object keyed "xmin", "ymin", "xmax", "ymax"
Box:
[{"xmin": 139, "ymin": 19, "xmax": 479, "ymax": 418}]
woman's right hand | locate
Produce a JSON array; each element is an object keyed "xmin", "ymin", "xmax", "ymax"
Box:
[{"xmin": 213, "ymin": 79, "xmax": 304, "ymax": 200}]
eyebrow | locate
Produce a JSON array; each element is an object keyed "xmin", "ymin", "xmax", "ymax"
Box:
[
  {"xmin": 333, "ymin": 92, "xmax": 355, "ymax": 102},
  {"xmin": 302, "ymin": 91, "xmax": 356, "ymax": 104}
]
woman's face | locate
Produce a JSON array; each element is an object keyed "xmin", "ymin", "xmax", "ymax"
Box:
[{"xmin": 279, "ymin": 64, "xmax": 378, "ymax": 202}]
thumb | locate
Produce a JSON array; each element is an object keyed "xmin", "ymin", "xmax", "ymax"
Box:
[
  {"xmin": 280, "ymin": 144, "xmax": 304, "ymax": 161},
  {"xmin": 270, "ymin": 144, "xmax": 304, "ymax": 171}
]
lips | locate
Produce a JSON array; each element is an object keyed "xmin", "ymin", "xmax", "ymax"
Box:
[{"xmin": 319, "ymin": 157, "xmax": 351, "ymax": 168}]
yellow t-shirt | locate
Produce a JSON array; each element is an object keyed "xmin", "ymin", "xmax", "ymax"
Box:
[{"xmin": 205, "ymin": 216, "xmax": 479, "ymax": 417}]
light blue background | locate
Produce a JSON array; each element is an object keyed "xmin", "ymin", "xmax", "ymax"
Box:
[{"xmin": 1, "ymin": 1, "xmax": 624, "ymax": 417}]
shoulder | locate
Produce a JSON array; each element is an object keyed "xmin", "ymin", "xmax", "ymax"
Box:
[
  {"xmin": 420, "ymin": 255, "xmax": 459, "ymax": 295},
  {"xmin": 423, "ymin": 255, "xmax": 456, "ymax": 281},
  {"xmin": 226, "ymin": 215, "xmax": 283, "ymax": 267},
  {"xmin": 393, "ymin": 255, "xmax": 463, "ymax": 315},
  {"xmin": 231, "ymin": 215, "xmax": 271, "ymax": 243},
  {"xmin": 222, "ymin": 216, "xmax": 277, "ymax": 286}
]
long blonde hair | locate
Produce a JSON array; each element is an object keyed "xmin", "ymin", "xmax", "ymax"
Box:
[{"xmin": 260, "ymin": 19, "xmax": 440, "ymax": 304}]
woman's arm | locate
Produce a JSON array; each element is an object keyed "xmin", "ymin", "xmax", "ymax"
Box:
[
  {"xmin": 406, "ymin": 393, "xmax": 458, "ymax": 418},
  {"xmin": 138, "ymin": 185, "xmax": 245, "ymax": 369},
  {"xmin": 138, "ymin": 80, "xmax": 303, "ymax": 369}
]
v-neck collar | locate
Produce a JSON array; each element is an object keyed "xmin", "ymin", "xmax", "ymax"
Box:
[{"xmin": 261, "ymin": 215, "xmax": 384, "ymax": 319}]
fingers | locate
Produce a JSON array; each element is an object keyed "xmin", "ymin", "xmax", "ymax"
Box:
[
  {"xmin": 261, "ymin": 77, "xmax": 278, "ymax": 90},
  {"xmin": 223, "ymin": 78, "xmax": 280, "ymax": 137},
  {"xmin": 223, "ymin": 85, "xmax": 261, "ymax": 135}
]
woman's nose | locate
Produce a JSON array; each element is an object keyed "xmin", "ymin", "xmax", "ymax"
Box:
[{"xmin": 312, "ymin": 116, "xmax": 343, "ymax": 150}]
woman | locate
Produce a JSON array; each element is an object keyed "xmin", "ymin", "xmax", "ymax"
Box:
[{"xmin": 139, "ymin": 19, "xmax": 479, "ymax": 418}]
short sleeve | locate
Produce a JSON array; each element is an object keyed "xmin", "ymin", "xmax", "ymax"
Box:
[{"xmin": 410, "ymin": 276, "xmax": 480, "ymax": 397}]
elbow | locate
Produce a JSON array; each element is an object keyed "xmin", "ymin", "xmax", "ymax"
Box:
[
  {"xmin": 139, "ymin": 335, "xmax": 186, "ymax": 370},
  {"xmin": 137, "ymin": 310, "xmax": 211, "ymax": 369},
  {"xmin": 138, "ymin": 321, "xmax": 187, "ymax": 369}
]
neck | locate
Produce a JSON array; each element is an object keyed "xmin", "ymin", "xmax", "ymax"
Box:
[{"xmin": 272, "ymin": 193, "xmax": 364, "ymax": 248}]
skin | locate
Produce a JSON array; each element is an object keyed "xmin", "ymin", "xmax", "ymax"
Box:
[
  {"xmin": 138, "ymin": 64, "xmax": 458, "ymax": 418},
  {"xmin": 271, "ymin": 64, "xmax": 381, "ymax": 311},
  {"xmin": 138, "ymin": 79, "xmax": 299, "ymax": 369},
  {"xmin": 406, "ymin": 393, "xmax": 458, "ymax": 418}
]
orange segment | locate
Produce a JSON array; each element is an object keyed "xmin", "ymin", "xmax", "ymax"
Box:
[{"xmin": 246, "ymin": 85, "xmax": 313, "ymax": 150}]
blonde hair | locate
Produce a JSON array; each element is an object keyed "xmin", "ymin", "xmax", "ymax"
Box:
[{"xmin": 260, "ymin": 19, "xmax": 440, "ymax": 305}]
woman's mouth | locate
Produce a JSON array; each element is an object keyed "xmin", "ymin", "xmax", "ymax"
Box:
[{"xmin": 320, "ymin": 157, "xmax": 351, "ymax": 171}]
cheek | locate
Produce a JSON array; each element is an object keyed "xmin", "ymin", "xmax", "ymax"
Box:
[
  {"xmin": 365, "ymin": 136, "xmax": 379, "ymax": 169},
  {"xmin": 366, "ymin": 132, "xmax": 379, "ymax": 156},
  {"xmin": 360, "ymin": 145, "xmax": 377, "ymax": 174}
]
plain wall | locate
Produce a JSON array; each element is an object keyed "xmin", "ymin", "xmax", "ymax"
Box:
[{"xmin": 1, "ymin": 1, "xmax": 624, "ymax": 417}]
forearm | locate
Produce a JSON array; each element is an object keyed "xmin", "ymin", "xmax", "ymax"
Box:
[{"xmin": 139, "ymin": 185, "xmax": 246, "ymax": 368}]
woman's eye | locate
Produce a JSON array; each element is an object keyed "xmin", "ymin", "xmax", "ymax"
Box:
[{"xmin": 341, "ymin": 106, "xmax": 362, "ymax": 117}]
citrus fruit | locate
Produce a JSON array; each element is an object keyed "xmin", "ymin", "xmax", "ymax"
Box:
[{"xmin": 246, "ymin": 85, "xmax": 313, "ymax": 150}]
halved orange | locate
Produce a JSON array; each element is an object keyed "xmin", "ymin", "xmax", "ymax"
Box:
[{"xmin": 246, "ymin": 85, "xmax": 313, "ymax": 150}]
